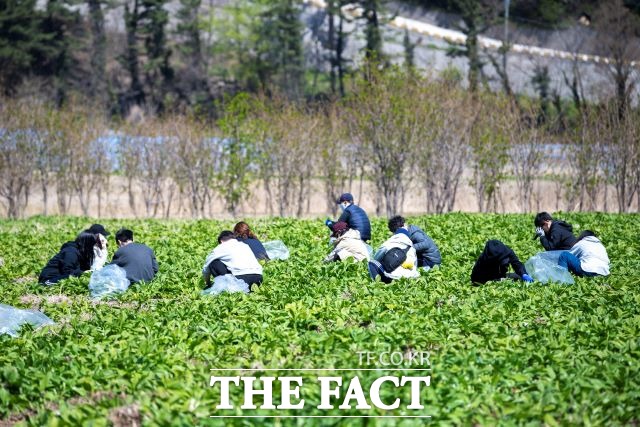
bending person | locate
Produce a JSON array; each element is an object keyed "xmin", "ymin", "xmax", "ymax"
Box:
[
  {"xmin": 558, "ymin": 230, "xmax": 610, "ymax": 277},
  {"xmin": 324, "ymin": 221, "xmax": 370, "ymax": 263},
  {"xmin": 84, "ymin": 223, "xmax": 110, "ymax": 271},
  {"xmin": 325, "ymin": 193, "xmax": 371, "ymax": 241},
  {"xmin": 203, "ymin": 231, "xmax": 263, "ymax": 291},
  {"xmin": 233, "ymin": 221, "xmax": 269, "ymax": 261},
  {"xmin": 533, "ymin": 212, "xmax": 577, "ymax": 251},
  {"xmin": 368, "ymin": 227, "xmax": 419, "ymax": 283},
  {"xmin": 471, "ymin": 240, "xmax": 533, "ymax": 285},
  {"xmin": 388, "ymin": 215, "xmax": 441, "ymax": 271},
  {"xmin": 39, "ymin": 232, "xmax": 97, "ymax": 285},
  {"xmin": 111, "ymin": 229, "xmax": 158, "ymax": 284}
]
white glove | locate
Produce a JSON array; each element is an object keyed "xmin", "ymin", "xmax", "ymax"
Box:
[{"xmin": 535, "ymin": 227, "xmax": 545, "ymax": 238}]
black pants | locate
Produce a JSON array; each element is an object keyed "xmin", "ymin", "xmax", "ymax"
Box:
[{"xmin": 208, "ymin": 259, "xmax": 263, "ymax": 291}]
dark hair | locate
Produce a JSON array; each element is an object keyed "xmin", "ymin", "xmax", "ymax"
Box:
[
  {"xmin": 388, "ymin": 215, "xmax": 405, "ymax": 233},
  {"xmin": 233, "ymin": 221, "xmax": 257, "ymax": 240},
  {"xmin": 534, "ymin": 212, "xmax": 553, "ymax": 227},
  {"xmin": 577, "ymin": 230, "xmax": 596, "ymax": 241},
  {"xmin": 75, "ymin": 232, "xmax": 97, "ymax": 270},
  {"xmin": 218, "ymin": 230, "xmax": 236, "ymax": 243},
  {"xmin": 115, "ymin": 228, "xmax": 134, "ymax": 243}
]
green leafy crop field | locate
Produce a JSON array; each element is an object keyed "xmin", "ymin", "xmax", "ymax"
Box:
[{"xmin": 0, "ymin": 213, "xmax": 639, "ymax": 426}]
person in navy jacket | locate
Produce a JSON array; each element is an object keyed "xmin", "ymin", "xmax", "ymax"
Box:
[{"xmin": 325, "ymin": 193, "xmax": 371, "ymax": 242}]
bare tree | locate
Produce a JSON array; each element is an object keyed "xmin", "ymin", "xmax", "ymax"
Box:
[
  {"xmin": 0, "ymin": 99, "xmax": 40, "ymax": 218},
  {"xmin": 595, "ymin": 0, "xmax": 640, "ymax": 118},
  {"xmin": 343, "ymin": 67, "xmax": 424, "ymax": 216},
  {"xmin": 600, "ymin": 103, "xmax": 640, "ymax": 212},
  {"xmin": 507, "ymin": 108, "xmax": 545, "ymax": 213}
]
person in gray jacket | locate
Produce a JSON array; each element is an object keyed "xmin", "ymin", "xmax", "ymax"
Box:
[
  {"xmin": 111, "ymin": 228, "xmax": 158, "ymax": 284},
  {"xmin": 388, "ymin": 216, "xmax": 441, "ymax": 270}
]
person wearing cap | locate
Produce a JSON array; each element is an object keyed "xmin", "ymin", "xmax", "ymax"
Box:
[
  {"xmin": 324, "ymin": 221, "xmax": 371, "ymax": 263},
  {"xmin": 84, "ymin": 224, "xmax": 110, "ymax": 271},
  {"xmin": 325, "ymin": 193, "xmax": 371, "ymax": 242},
  {"xmin": 111, "ymin": 228, "xmax": 158, "ymax": 284}
]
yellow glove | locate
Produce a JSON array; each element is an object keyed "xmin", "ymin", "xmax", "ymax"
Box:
[{"xmin": 402, "ymin": 261, "xmax": 414, "ymax": 269}]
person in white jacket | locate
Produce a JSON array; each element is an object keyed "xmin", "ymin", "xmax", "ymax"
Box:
[
  {"xmin": 202, "ymin": 230, "xmax": 263, "ymax": 291},
  {"xmin": 368, "ymin": 228, "xmax": 419, "ymax": 283},
  {"xmin": 558, "ymin": 230, "xmax": 610, "ymax": 277},
  {"xmin": 324, "ymin": 222, "xmax": 371, "ymax": 263},
  {"xmin": 85, "ymin": 224, "xmax": 110, "ymax": 271}
]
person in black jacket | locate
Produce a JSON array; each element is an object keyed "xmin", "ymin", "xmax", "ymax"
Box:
[
  {"xmin": 533, "ymin": 212, "xmax": 577, "ymax": 251},
  {"xmin": 39, "ymin": 232, "xmax": 98, "ymax": 285},
  {"xmin": 388, "ymin": 215, "xmax": 441, "ymax": 269},
  {"xmin": 471, "ymin": 240, "xmax": 534, "ymax": 285},
  {"xmin": 233, "ymin": 221, "xmax": 269, "ymax": 261},
  {"xmin": 325, "ymin": 193, "xmax": 371, "ymax": 241}
]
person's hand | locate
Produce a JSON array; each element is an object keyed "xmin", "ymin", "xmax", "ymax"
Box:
[
  {"xmin": 522, "ymin": 274, "xmax": 534, "ymax": 283},
  {"xmin": 325, "ymin": 219, "xmax": 334, "ymax": 228},
  {"xmin": 535, "ymin": 227, "xmax": 545, "ymax": 238}
]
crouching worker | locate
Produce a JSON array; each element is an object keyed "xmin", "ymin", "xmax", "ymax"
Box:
[
  {"xmin": 324, "ymin": 222, "xmax": 370, "ymax": 263},
  {"xmin": 533, "ymin": 212, "xmax": 577, "ymax": 251},
  {"xmin": 111, "ymin": 228, "xmax": 158, "ymax": 284},
  {"xmin": 388, "ymin": 216, "xmax": 441, "ymax": 271},
  {"xmin": 558, "ymin": 230, "xmax": 610, "ymax": 277},
  {"xmin": 39, "ymin": 232, "xmax": 98, "ymax": 285},
  {"xmin": 203, "ymin": 231, "xmax": 263, "ymax": 291},
  {"xmin": 471, "ymin": 240, "xmax": 533, "ymax": 285},
  {"xmin": 367, "ymin": 227, "xmax": 419, "ymax": 283}
]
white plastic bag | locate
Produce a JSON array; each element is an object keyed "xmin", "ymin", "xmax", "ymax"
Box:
[
  {"xmin": 0, "ymin": 303, "xmax": 55, "ymax": 337},
  {"xmin": 89, "ymin": 264, "xmax": 130, "ymax": 300},
  {"xmin": 264, "ymin": 240, "xmax": 290, "ymax": 260},
  {"xmin": 202, "ymin": 274, "xmax": 249, "ymax": 296},
  {"xmin": 525, "ymin": 251, "xmax": 575, "ymax": 285}
]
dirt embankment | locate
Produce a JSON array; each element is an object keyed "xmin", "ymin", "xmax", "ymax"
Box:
[{"xmin": 16, "ymin": 174, "xmax": 624, "ymax": 219}]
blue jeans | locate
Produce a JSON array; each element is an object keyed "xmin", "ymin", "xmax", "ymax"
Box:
[{"xmin": 558, "ymin": 252, "xmax": 596, "ymax": 277}]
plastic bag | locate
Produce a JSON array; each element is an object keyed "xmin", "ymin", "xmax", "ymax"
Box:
[
  {"xmin": 0, "ymin": 303, "xmax": 55, "ymax": 337},
  {"xmin": 89, "ymin": 264, "xmax": 130, "ymax": 300},
  {"xmin": 264, "ymin": 240, "xmax": 290, "ymax": 260},
  {"xmin": 525, "ymin": 251, "xmax": 575, "ymax": 285},
  {"xmin": 201, "ymin": 274, "xmax": 249, "ymax": 296}
]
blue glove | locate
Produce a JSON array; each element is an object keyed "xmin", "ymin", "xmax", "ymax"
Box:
[
  {"xmin": 522, "ymin": 274, "xmax": 534, "ymax": 283},
  {"xmin": 325, "ymin": 219, "xmax": 334, "ymax": 228}
]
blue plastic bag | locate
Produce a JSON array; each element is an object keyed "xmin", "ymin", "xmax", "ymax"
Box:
[
  {"xmin": 201, "ymin": 274, "xmax": 249, "ymax": 296},
  {"xmin": 89, "ymin": 264, "xmax": 130, "ymax": 300},
  {"xmin": 264, "ymin": 240, "xmax": 290, "ymax": 260},
  {"xmin": 525, "ymin": 251, "xmax": 575, "ymax": 285},
  {"xmin": 0, "ymin": 303, "xmax": 55, "ymax": 337}
]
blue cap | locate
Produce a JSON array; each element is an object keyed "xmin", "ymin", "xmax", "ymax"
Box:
[{"xmin": 336, "ymin": 193, "xmax": 354, "ymax": 204}]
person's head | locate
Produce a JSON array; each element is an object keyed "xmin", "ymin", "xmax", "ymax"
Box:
[
  {"xmin": 388, "ymin": 215, "xmax": 406, "ymax": 233},
  {"xmin": 577, "ymin": 230, "xmax": 596, "ymax": 241},
  {"xmin": 534, "ymin": 212, "xmax": 554, "ymax": 232},
  {"xmin": 336, "ymin": 193, "xmax": 354, "ymax": 211},
  {"xmin": 233, "ymin": 221, "xmax": 256, "ymax": 240},
  {"xmin": 331, "ymin": 221, "xmax": 349, "ymax": 238},
  {"xmin": 115, "ymin": 228, "xmax": 134, "ymax": 247},
  {"xmin": 218, "ymin": 230, "xmax": 236, "ymax": 244},
  {"xmin": 75, "ymin": 232, "xmax": 97, "ymax": 268},
  {"xmin": 86, "ymin": 224, "xmax": 110, "ymax": 237}
]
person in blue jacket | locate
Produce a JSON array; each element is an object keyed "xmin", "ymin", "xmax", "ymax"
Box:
[
  {"xmin": 388, "ymin": 215, "xmax": 441, "ymax": 270},
  {"xmin": 325, "ymin": 193, "xmax": 371, "ymax": 241}
]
